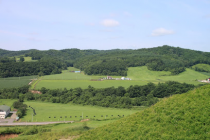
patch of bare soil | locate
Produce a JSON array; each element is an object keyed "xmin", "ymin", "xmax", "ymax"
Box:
[
  {"xmin": 30, "ymin": 90, "xmax": 42, "ymax": 94},
  {"xmin": 0, "ymin": 134, "xmax": 18, "ymax": 140},
  {"xmin": 80, "ymin": 119, "xmax": 89, "ymax": 122}
]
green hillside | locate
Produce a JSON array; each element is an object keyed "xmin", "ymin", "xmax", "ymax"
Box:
[
  {"xmin": 78, "ymin": 85, "xmax": 210, "ymax": 140},
  {"xmin": 192, "ymin": 64, "xmax": 210, "ymax": 73},
  {"xmin": 128, "ymin": 66, "xmax": 207, "ymax": 82}
]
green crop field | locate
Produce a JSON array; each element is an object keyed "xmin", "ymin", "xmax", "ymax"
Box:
[
  {"xmin": 0, "ymin": 99, "xmax": 144, "ymax": 122},
  {"xmin": 32, "ymin": 66, "xmax": 208, "ymax": 90},
  {"xmin": 0, "ymin": 76, "xmax": 37, "ymax": 89}
]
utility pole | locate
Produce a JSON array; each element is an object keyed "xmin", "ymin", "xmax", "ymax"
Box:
[{"xmin": 32, "ymin": 113, "xmax": 33, "ymax": 122}]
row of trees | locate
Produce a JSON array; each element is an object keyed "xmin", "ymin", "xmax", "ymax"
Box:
[{"xmin": 0, "ymin": 82, "xmax": 195, "ymax": 108}]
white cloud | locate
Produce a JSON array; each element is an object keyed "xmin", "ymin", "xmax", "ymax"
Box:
[
  {"xmin": 151, "ymin": 28, "xmax": 174, "ymax": 36},
  {"xmin": 101, "ymin": 19, "xmax": 119, "ymax": 27}
]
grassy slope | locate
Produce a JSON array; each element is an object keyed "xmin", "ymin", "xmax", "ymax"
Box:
[
  {"xmin": 0, "ymin": 99, "xmax": 143, "ymax": 122},
  {"xmin": 34, "ymin": 66, "xmax": 207, "ymax": 90},
  {"xmin": 78, "ymin": 85, "xmax": 210, "ymax": 140},
  {"xmin": 192, "ymin": 64, "xmax": 210, "ymax": 72},
  {"xmin": 128, "ymin": 66, "xmax": 207, "ymax": 82}
]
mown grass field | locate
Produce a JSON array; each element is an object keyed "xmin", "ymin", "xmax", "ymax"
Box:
[
  {"xmin": 0, "ymin": 99, "xmax": 143, "ymax": 122},
  {"xmin": 33, "ymin": 66, "xmax": 208, "ymax": 90},
  {"xmin": 0, "ymin": 76, "xmax": 37, "ymax": 89}
]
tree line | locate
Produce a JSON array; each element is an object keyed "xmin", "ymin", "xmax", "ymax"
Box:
[{"xmin": 0, "ymin": 82, "xmax": 195, "ymax": 108}]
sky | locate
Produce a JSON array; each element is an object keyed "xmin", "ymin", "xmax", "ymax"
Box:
[{"xmin": 0, "ymin": 0, "xmax": 209, "ymax": 52}]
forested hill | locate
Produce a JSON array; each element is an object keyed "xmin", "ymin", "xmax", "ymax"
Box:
[
  {"xmin": 1, "ymin": 45, "xmax": 210, "ymax": 77},
  {"xmin": 0, "ymin": 49, "xmax": 35, "ymax": 57}
]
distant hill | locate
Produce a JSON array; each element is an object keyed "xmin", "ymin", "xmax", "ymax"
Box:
[
  {"xmin": 1, "ymin": 45, "xmax": 210, "ymax": 76},
  {"xmin": 78, "ymin": 85, "xmax": 210, "ymax": 140},
  {"xmin": 0, "ymin": 48, "xmax": 35, "ymax": 57}
]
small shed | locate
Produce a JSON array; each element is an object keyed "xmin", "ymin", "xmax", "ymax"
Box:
[
  {"xmin": 75, "ymin": 71, "xmax": 81, "ymax": 73},
  {"xmin": 0, "ymin": 105, "xmax": 10, "ymax": 119}
]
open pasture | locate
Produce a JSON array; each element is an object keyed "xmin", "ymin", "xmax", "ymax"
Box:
[
  {"xmin": 33, "ymin": 66, "xmax": 208, "ymax": 90},
  {"xmin": 16, "ymin": 100, "xmax": 142, "ymax": 122},
  {"xmin": 128, "ymin": 66, "xmax": 207, "ymax": 85},
  {"xmin": 35, "ymin": 80, "xmax": 148, "ymax": 89},
  {"xmin": 0, "ymin": 76, "xmax": 37, "ymax": 89}
]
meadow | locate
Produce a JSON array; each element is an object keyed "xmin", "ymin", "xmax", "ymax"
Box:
[
  {"xmin": 0, "ymin": 99, "xmax": 144, "ymax": 122},
  {"xmin": 0, "ymin": 76, "xmax": 37, "ymax": 89},
  {"xmin": 32, "ymin": 66, "xmax": 208, "ymax": 90}
]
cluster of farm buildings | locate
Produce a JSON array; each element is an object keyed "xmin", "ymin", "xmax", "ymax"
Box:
[
  {"xmin": 105, "ymin": 76, "xmax": 131, "ymax": 80},
  {"xmin": 199, "ymin": 77, "xmax": 210, "ymax": 83}
]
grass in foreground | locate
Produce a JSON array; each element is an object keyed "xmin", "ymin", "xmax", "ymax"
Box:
[
  {"xmin": 78, "ymin": 85, "xmax": 210, "ymax": 140},
  {"xmin": 1, "ymin": 119, "xmax": 119, "ymax": 140}
]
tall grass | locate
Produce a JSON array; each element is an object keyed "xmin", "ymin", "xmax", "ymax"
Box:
[{"xmin": 78, "ymin": 85, "xmax": 210, "ymax": 140}]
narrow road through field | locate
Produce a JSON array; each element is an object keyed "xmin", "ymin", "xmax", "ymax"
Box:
[{"xmin": 0, "ymin": 121, "xmax": 74, "ymax": 126}]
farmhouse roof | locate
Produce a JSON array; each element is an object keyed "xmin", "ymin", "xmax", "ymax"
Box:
[{"xmin": 0, "ymin": 105, "xmax": 10, "ymax": 111}]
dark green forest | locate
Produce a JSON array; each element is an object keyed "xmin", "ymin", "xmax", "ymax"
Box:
[
  {"xmin": 0, "ymin": 81, "xmax": 195, "ymax": 108},
  {"xmin": 1, "ymin": 45, "xmax": 210, "ymax": 78},
  {"xmin": 0, "ymin": 57, "xmax": 66, "ymax": 77}
]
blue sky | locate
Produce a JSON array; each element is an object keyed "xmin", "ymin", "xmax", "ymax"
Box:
[{"xmin": 0, "ymin": 0, "xmax": 209, "ymax": 52}]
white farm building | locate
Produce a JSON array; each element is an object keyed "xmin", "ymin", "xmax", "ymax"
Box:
[{"xmin": 0, "ymin": 105, "xmax": 10, "ymax": 119}]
